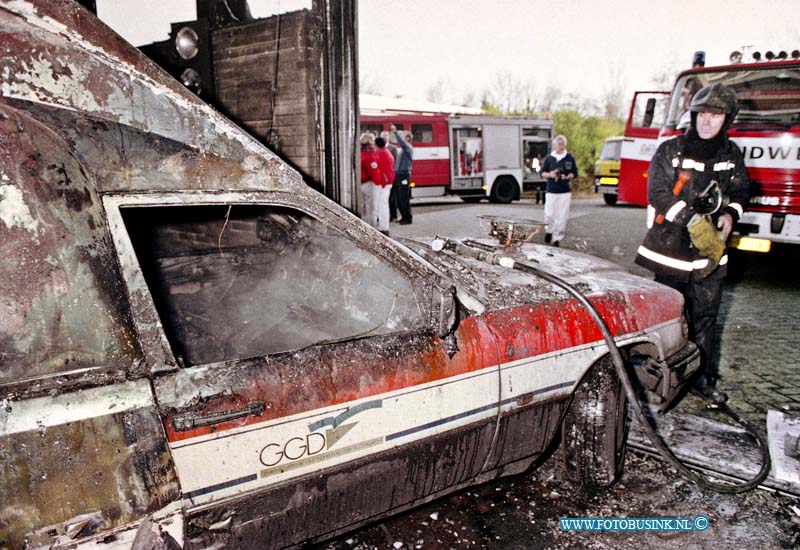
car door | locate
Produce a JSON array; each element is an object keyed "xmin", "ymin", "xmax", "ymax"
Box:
[
  {"xmin": 619, "ymin": 91, "xmax": 670, "ymax": 205},
  {"xmin": 103, "ymin": 192, "xmax": 502, "ymax": 548},
  {"xmin": 0, "ymin": 104, "xmax": 180, "ymax": 550}
]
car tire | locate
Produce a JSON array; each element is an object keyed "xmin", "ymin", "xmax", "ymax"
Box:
[
  {"xmin": 603, "ymin": 193, "xmax": 618, "ymax": 206},
  {"xmin": 460, "ymin": 196, "xmax": 483, "ymax": 203},
  {"xmin": 489, "ymin": 176, "xmax": 518, "ymax": 204},
  {"xmin": 561, "ymin": 355, "xmax": 627, "ymax": 490}
]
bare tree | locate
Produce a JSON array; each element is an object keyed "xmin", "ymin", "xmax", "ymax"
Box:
[
  {"xmin": 519, "ymin": 77, "xmax": 539, "ymax": 114},
  {"xmin": 649, "ymin": 68, "xmax": 675, "ymax": 91},
  {"xmin": 489, "ymin": 70, "xmax": 526, "ymax": 114},
  {"xmin": 558, "ymin": 91, "xmax": 582, "ymax": 112},
  {"xmin": 601, "ymin": 61, "xmax": 626, "ymax": 120},
  {"xmin": 461, "ymin": 90, "xmax": 480, "ymax": 109},
  {"xmin": 580, "ymin": 97, "xmax": 602, "ymax": 117},
  {"xmin": 649, "ymin": 53, "xmax": 686, "ymax": 90},
  {"xmin": 479, "ymin": 88, "xmax": 501, "ymax": 114},
  {"xmin": 539, "ymin": 84, "xmax": 561, "ymax": 114},
  {"xmin": 359, "ymin": 73, "xmax": 382, "ymax": 95},
  {"xmin": 425, "ymin": 79, "xmax": 447, "ymax": 104}
]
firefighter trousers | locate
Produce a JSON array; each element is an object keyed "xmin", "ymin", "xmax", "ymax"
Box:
[{"xmin": 655, "ymin": 270, "xmax": 724, "ymax": 381}]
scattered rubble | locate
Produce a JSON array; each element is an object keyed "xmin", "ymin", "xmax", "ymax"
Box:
[{"xmin": 320, "ymin": 450, "xmax": 800, "ymax": 549}]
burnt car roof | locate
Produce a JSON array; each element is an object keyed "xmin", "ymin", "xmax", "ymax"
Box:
[
  {"xmin": 0, "ymin": 1, "xmax": 359, "ymax": 388},
  {"xmin": 0, "ymin": 0, "xmax": 320, "ymax": 197}
]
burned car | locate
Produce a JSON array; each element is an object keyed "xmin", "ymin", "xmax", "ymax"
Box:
[{"xmin": 1, "ymin": 2, "xmax": 698, "ymax": 549}]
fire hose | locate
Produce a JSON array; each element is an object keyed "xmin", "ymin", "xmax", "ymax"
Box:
[{"xmin": 431, "ymin": 236, "xmax": 771, "ymax": 493}]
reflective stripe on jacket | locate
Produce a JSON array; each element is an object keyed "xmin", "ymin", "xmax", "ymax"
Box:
[{"xmin": 635, "ymin": 135, "xmax": 749, "ymax": 280}]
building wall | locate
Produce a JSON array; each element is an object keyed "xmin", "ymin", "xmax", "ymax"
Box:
[{"xmin": 212, "ymin": 10, "xmax": 322, "ymax": 183}]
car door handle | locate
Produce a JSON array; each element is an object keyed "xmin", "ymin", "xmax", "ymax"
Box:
[{"xmin": 172, "ymin": 400, "xmax": 266, "ymax": 431}]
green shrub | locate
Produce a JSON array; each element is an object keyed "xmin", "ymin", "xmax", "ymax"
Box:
[{"xmin": 552, "ymin": 111, "xmax": 624, "ymax": 178}]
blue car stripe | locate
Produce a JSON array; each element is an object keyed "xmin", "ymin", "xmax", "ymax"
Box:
[
  {"xmin": 183, "ymin": 381, "xmax": 574, "ymax": 499},
  {"xmin": 387, "ymin": 381, "xmax": 574, "ymax": 441}
]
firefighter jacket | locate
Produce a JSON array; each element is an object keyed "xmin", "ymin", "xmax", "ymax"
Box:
[{"xmin": 635, "ymin": 134, "xmax": 749, "ymax": 280}]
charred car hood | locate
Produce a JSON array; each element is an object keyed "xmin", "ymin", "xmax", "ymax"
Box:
[{"xmin": 400, "ymin": 237, "xmax": 683, "ymax": 316}]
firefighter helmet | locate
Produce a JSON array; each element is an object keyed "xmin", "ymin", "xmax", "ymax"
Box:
[{"xmin": 689, "ymin": 83, "xmax": 738, "ymax": 116}]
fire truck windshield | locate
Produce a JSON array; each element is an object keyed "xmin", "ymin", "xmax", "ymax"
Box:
[{"xmin": 665, "ymin": 66, "xmax": 800, "ymax": 130}]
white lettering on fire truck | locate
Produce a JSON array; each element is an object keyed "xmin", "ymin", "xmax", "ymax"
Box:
[{"xmin": 750, "ymin": 195, "xmax": 781, "ymax": 206}]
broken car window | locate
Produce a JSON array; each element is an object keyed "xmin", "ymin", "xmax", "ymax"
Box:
[{"xmin": 121, "ymin": 205, "xmax": 423, "ymax": 366}]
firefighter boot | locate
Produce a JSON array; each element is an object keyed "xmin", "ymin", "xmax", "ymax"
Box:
[{"xmin": 692, "ymin": 374, "xmax": 728, "ymax": 404}]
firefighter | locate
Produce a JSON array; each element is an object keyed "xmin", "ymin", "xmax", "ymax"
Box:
[{"xmin": 635, "ymin": 83, "xmax": 749, "ymax": 404}]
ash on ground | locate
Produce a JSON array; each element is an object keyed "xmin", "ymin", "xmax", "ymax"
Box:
[{"xmin": 319, "ymin": 451, "xmax": 800, "ymax": 550}]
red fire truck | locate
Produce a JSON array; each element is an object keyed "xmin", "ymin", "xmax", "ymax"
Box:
[
  {"xmin": 360, "ymin": 109, "xmax": 552, "ymax": 204},
  {"xmin": 616, "ymin": 50, "xmax": 800, "ymax": 254}
]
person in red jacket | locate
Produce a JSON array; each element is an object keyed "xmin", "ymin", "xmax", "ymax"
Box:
[
  {"xmin": 360, "ymin": 132, "xmax": 381, "ymax": 228},
  {"xmin": 373, "ymin": 136, "xmax": 395, "ymax": 234}
]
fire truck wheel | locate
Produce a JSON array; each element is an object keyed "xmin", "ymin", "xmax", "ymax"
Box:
[
  {"xmin": 561, "ymin": 355, "xmax": 628, "ymax": 490},
  {"xmin": 489, "ymin": 176, "xmax": 518, "ymax": 204},
  {"xmin": 603, "ymin": 193, "xmax": 618, "ymax": 206}
]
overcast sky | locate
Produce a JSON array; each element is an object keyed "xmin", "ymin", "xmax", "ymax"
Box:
[{"xmin": 100, "ymin": 0, "xmax": 798, "ymax": 110}]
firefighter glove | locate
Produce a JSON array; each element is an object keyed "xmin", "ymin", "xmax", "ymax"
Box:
[{"xmin": 687, "ymin": 214, "xmax": 726, "ymax": 277}]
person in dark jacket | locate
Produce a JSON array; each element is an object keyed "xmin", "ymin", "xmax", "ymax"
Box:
[
  {"xmin": 390, "ymin": 124, "xmax": 414, "ymax": 224},
  {"xmin": 635, "ymin": 83, "xmax": 749, "ymax": 403},
  {"xmin": 540, "ymin": 135, "xmax": 578, "ymax": 246}
]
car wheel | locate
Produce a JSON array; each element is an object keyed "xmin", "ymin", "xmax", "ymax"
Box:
[
  {"xmin": 561, "ymin": 355, "xmax": 627, "ymax": 490},
  {"xmin": 460, "ymin": 196, "xmax": 483, "ymax": 203},
  {"xmin": 489, "ymin": 176, "xmax": 517, "ymax": 204},
  {"xmin": 603, "ymin": 193, "xmax": 618, "ymax": 206}
]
